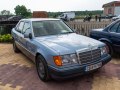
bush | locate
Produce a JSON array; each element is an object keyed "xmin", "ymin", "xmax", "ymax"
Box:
[
  {"xmin": 0, "ymin": 34, "xmax": 12, "ymax": 43},
  {"xmin": 75, "ymin": 16, "xmax": 85, "ymax": 19}
]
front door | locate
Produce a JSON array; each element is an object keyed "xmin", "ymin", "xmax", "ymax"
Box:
[
  {"xmin": 21, "ymin": 21, "xmax": 36, "ymax": 60},
  {"xmin": 108, "ymin": 21, "xmax": 120, "ymax": 52}
]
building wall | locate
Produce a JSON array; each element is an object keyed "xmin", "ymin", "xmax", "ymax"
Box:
[
  {"xmin": 114, "ymin": 6, "xmax": 120, "ymax": 16},
  {"xmin": 103, "ymin": 2, "xmax": 120, "ymax": 16},
  {"xmin": 103, "ymin": 7, "xmax": 114, "ymax": 15}
]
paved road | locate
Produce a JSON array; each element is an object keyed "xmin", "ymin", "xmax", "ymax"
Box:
[{"xmin": 0, "ymin": 44, "xmax": 120, "ymax": 90}]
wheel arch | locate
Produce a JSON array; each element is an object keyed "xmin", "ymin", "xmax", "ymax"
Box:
[
  {"xmin": 99, "ymin": 38, "xmax": 112, "ymax": 45},
  {"xmin": 35, "ymin": 52, "xmax": 47, "ymax": 65},
  {"xmin": 99, "ymin": 38, "xmax": 114, "ymax": 55}
]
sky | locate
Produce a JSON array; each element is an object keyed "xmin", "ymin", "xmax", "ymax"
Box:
[{"xmin": 0, "ymin": 0, "xmax": 116, "ymax": 13}]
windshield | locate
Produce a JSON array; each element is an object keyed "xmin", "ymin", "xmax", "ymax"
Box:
[{"xmin": 32, "ymin": 20, "xmax": 73, "ymax": 37}]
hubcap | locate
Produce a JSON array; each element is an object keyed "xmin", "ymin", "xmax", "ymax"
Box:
[{"xmin": 38, "ymin": 60, "xmax": 45, "ymax": 78}]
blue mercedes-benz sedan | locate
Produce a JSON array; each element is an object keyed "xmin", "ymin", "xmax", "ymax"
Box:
[{"xmin": 12, "ymin": 18, "xmax": 111, "ymax": 81}]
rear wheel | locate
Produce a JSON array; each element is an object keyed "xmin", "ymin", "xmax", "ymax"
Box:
[
  {"xmin": 36, "ymin": 55, "xmax": 50, "ymax": 82},
  {"xmin": 13, "ymin": 39, "xmax": 20, "ymax": 53}
]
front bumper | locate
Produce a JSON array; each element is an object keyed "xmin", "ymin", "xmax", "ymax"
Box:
[{"xmin": 48, "ymin": 54, "xmax": 111, "ymax": 79}]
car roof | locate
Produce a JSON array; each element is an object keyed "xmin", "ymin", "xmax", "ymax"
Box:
[{"xmin": 21, "ymin": 18, "xmax": 60, "ymax": 22}]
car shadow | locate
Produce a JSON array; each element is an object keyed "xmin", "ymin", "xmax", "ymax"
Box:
[
  {"xmin": 113, "ymin": 53, "xmax": 120, "ymax": 59},
  {"xmin": 45, "ymin": 73, "xmax": 94, "ymax": 90}
]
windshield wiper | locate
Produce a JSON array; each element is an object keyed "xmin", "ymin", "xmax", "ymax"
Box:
[{"xmin": 60, "ymin": 32, "xmax": 74, "ymax": 34}]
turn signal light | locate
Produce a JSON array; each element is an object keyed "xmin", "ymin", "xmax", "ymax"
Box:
[{"xmin": 53, "ymin": 56, "xmax": 62, "ymax": 66}]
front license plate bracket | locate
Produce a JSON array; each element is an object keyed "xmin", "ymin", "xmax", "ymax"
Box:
[{"xmin": 85, "ymin": 62, "xmax": 102, "ymax": 71}]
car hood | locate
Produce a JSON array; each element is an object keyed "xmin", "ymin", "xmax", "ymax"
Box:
[
  {"xmin": 92, "ymin": 28, "xmax": 104, "ymax": 31},
  {"xmin": 113, "ymin": 17, "xmax": 118, "ymax": 19},
  {"xmin": 35, "ymin": 33, "xmax": 104, "ymax": 54}
]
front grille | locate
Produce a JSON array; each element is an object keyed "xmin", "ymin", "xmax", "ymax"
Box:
[{"xmin": 78, "ymin": 49, "xmax": 101, "ymax": 64}]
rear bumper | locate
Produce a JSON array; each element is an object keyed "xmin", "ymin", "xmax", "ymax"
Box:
[{"xmin": 48, "ymin": 55, "xmax": 111, "ymax": 79}]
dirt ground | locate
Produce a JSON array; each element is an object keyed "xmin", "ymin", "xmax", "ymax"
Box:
[{"xmin": 0, "ymin": 44, "xmax": 120, "ymax": 90}]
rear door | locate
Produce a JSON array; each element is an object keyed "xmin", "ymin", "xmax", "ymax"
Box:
[
  {"xmin": 14, "ymin": 21, "xmax": 24, "ymax": 49},
  {"xmin": 108, "ymin": 21, "xmax": 120, "ymax": 52}
]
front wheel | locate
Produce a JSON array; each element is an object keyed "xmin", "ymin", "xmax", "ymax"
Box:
[{"xmin": 36, "ymin": 55, "xmax": 50, "ymax": 82}]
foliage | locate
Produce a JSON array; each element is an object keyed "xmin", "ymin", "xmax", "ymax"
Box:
[
  {"xmin": 0, "ymin": 10, "xmax": 12, "ymax": 15},
  {"xmin": 14, "ymin": 5, "xmax": 32, "ymax": 18},
  {"xmin": 75, "ymin": 10, "xmax": 103, "ymax": 16},
  {"xmin": 75, "ymin": 16, "xmax": 85, "ymax": 19},
  {"xmin": 48, "ymin": 12, "xmax": 62, "ymax": 18},
  {"xmin": 0, "ymin": 34, "xmax": 12, "ymax": 42},
  {"xmin": 48, "ymin": 10, "xmax": 103, "ymax": 18}
]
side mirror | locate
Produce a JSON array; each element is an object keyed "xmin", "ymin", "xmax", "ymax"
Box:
[
  {"xmin": 29, "ymin": 33, "xmax": 32, "ymax": 39},
  {"xmin": 24, "ymin": 33, "xmax": 32, "ymax": 39}
]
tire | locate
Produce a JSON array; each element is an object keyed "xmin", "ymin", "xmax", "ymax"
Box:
[
  {"xmin": 13, "ymin": 39, "xmax": 20, "ymax": 53},
  {"xmin": 36, "ymin": 55, "xmax": 50, "ymax": 82},
  {"xmin": 103, "ymin": 41, "xmax": 113, "ymax": 56}
]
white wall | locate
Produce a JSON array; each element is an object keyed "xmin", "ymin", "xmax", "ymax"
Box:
[{"xmin": 114, "ymin": 6, "xmax": 120, "ymax": 16}]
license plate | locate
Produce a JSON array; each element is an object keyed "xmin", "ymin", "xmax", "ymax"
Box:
[{"xmin": 85, "ymin": 62, "xmax": 102, "ymax": 71}]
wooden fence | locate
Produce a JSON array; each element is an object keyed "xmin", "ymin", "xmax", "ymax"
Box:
[
  {"xmin": 0, "ymin": 21, "xmax": 112, "ymax": 35},
  {"xmin": 67, "ymin": 21, "xmax": 111, "ymax": 36}
]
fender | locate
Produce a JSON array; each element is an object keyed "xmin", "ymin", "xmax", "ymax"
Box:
[
  {"xmin": 35, "ymin": 48, "xmax": 58, "ymax": 67},
  {"xmin": 35, "ymin": 43, "xmax": 58, "ymax": 66},
  {"xmin": 99, "ymin": 38, "xmax": 112, "ymax": 44},
  {"xmin": 36, "ymin": 48, "xmax": 48, "ymax": 62}
]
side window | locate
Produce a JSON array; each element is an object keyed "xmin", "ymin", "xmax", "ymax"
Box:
[
  {"xmin": 16, "ymin": 22, "xmax": 24, "ymax": 33},
  {"xmin": 109, "ymin": 22, "xmax": 120, "ymax": 32},
  {"xmin": 117, "ymin": 25, "xmax": 120, "ymax": 33},
  {"xmin": 22, "ymin": 22, "xmax": 31, "ymax": 34}
]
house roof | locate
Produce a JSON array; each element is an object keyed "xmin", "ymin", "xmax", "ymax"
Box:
[{"xmin": 103, "ymin": 1, "xmax": 120, "ymax": 7}]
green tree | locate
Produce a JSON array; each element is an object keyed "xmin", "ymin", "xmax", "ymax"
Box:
[
  {"xmin": 14, "ymin": 5, "xmax": 32, "ymax": 18},
  {"xmin": 0, "ymin": 10, "xmax": 11, "ymax": 15}
]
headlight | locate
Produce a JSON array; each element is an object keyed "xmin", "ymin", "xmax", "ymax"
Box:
[
  {"xmin": 101, "ymin": 46, "xmax": 108, "ymax": 55},
  {"xmin": 62, "ymin": 54, "xmax": 78, "ymax": 65},
  {"xmin": 53, "ymin": 54, "xmax": 78, "ymax": 66}
]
